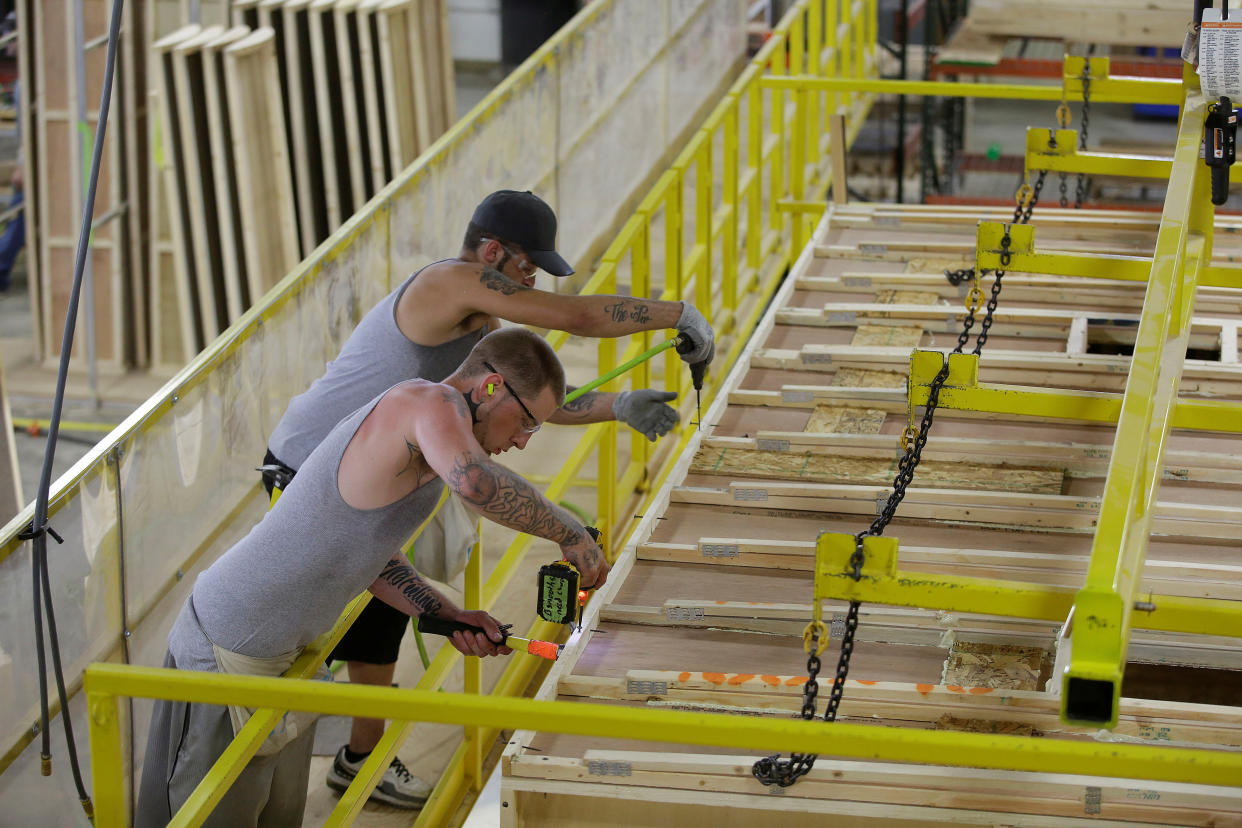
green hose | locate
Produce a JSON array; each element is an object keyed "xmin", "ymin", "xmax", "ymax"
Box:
[{"xmin": 563, "ymin": 337, "xmax": 681, "ymax": 402}]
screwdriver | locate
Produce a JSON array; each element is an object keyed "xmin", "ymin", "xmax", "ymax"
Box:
[{"xmin": 416, "ymin": 616, "xmax": 563, "ymax": 660}]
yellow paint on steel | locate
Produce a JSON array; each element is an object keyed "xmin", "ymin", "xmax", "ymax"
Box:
[
  {"xmin": 974, "ymin": 221, "xmax": 1242, "ymax": 289},
  {"xmin": 1025, "ymin": 126, "xmax": 1242, "ymax": 182},
  {"xmin": 906, "ymin": 350, "xmax": 1242, "ymax": 434},
  {"xmin": 813, "ymin": 534, "xmax": 1242, "ymax": 638},
  {"xmin": 85, "ymin": 664, "xmax": 1242, "ymax": 803},
  {"xmin": 759, "ymin": 75, "xmax": 1185, "ymax": 105},
  {"xmin": 1066, "ymin": 84, "xmax": 1215, "ymax": 729}
]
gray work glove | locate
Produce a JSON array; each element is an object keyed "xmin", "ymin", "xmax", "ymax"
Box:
[
  {"xmin": 675, "ymin": 303, "xmax": 716, "ymax": 365},
  {"xmin": 612, "ymin": 389, "xmax": 679, "ymax": 441}
]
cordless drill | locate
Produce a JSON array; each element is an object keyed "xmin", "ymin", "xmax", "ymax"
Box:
[
  {"xmin": 1205, "ymin": 96, "xmax": 1237, "ymax": 206},
  {"xmin": 675, "ymin": 335, "xmax": 708, "ymax": 429}
]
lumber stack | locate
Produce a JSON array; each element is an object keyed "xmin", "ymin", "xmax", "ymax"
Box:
[
  {"xmin": 939, "ymin": 0, "xmax": 1189, "ymax": 67},
  {"xmin": 503, "ymin": 204, "xmax": 1242, "ymax": 825},
  {"xmin": 19, "ymin": 0, "xmax": 455, "ymax": 372}
]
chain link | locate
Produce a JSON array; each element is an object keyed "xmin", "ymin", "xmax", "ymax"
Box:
[
  {"xmin": 1074, "ymin": 68, "xmax": 1092, "ymax": 209},
  {"xmin": 755, "ymin": 117, "xmax": 1049, "ymax": 789}
]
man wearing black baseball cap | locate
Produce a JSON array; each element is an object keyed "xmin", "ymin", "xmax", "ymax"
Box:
[{"xmin": 260, "ymin": 188, "xmax": 715, "ymax": 809}]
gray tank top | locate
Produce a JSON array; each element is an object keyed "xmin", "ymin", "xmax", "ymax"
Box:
[
  {"xmin": 195, "ymin": 388, "xmax": 445, "ymax": 657},
  {"xmin": 268, "ymin": 261, "xmax": 485, "ymax": 470}
]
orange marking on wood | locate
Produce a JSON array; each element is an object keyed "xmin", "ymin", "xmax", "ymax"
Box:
[
  {"xmin": 716, "ymin": 600, "xmax": 727, "ymax": 605},
  {"xmin": 916, "ymin": 683, "xmax": 934, "ymax": 695},
  {"xmin": 855, "ymin": 680, "xmax": 877, "ymax": 685},
  {"xmin": 729, "ymin": 674, "xmax": 755, "ymax": 686},
  {"xmin": 947, "ymin": 685, "xmax": 965, "ymax": 693},
  {"xmin": 679, "ymin": 672, "xmax": 692, "ymax": 682},
  {"xmin": 703, "ymin": 672, "xmax": 726, "ymax": 685},
  {"xmin": 968, "ymin": 686, "xmax": 994, "ymax": 695},
  {"xmin": 761, "ymin": 675, "xmax": 781, "ymax": 686},
  {"xmin": 785, "ymin": 676, "xmax": 808, "ymax": 686}
]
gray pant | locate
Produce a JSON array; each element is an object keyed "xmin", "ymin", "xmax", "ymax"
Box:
[{"xmin": 134, "ymin": 602, "xmax": 317, "ymax": 827}]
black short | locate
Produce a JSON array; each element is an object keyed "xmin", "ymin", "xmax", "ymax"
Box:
[{"xmin": 327, "ymin": 598, "xmax": 410, "ymax": 665}]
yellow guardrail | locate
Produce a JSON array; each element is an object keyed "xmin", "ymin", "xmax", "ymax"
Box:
[
  {"xmin": 71, "ymin": 0, "xmax": 878, "ymax": 824},
  {"xmin": 0, "ymin": 0, "xmax": 749, "ymax": 800},
  {"xmin": 84, "ymin": 663, "xmax": 1242, "ymax": 826}
]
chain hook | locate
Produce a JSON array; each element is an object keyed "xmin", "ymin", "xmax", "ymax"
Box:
[
  {"xmin": 802, "ymin": 621, "xmax": 831, "ymax": 656},
  {"xmin": 1056, "ymin": 101, "xmax": 1072, "ymax": 129}
]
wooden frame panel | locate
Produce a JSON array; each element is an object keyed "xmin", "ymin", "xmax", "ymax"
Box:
[{"xmin": 224, "ymin": 28, "xmax": 299, "ymax": 303}]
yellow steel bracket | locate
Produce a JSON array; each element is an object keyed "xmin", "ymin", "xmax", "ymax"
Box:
[
  {"xmin": 812, "ymin": 533, "xmax": 1242, "ymax": 638},
  {"xmin": 1060, "ymin": 55, "xmax": 1182, "ymax": 107},
  {"xmin": 1024, "ymin": 126, "xmax": 1242, "ymax": 183},
  {"xmin": 906, "ymin": 348, "xmax": 1242, "ymax": 433},
  {"xmin": 975, "ymin": 220, "xmax": 1242, "ymax": 290}
]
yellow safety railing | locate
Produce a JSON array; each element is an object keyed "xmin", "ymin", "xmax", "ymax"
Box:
[
  {"xmin": 0, "ymin": 0, "xmax": 747, "ymax": 801},
  {"xmin": 84, "ymin": 663, "xmax": 1242, "ymax": 827},
  {"xmin": 75, "ymin": 0, "xmax": 880, "ymax": 824}
]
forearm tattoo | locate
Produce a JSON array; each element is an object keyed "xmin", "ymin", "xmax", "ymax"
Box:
[
  {"xmin": 603, "ymin": 299, "xmax": 651, "ymax": 324},
  {"xmin": 379, "ymin": 557, "xmax": 442, "ymax": 616},
  {"xmin": 480, "ymin": 267, "xmax": 523, "ymax": 295},
  {"xmin": 557, "ymin": 390, "xmax": 601, "ymax": 420},
  {"xmin": 446, "ymin": 453, "xmax": 583, "ymax": 545}
]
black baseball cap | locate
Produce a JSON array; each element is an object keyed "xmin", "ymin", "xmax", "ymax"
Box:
[{"xmin": 471, "ymin": 190, "xmax": 574, "ymax": 277}]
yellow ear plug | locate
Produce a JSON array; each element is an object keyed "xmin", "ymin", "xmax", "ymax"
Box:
[{"xmin": 487, "ymin": 383, "xmax": 495, "ymax": 395}]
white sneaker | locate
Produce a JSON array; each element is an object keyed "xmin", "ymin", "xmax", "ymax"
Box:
[{"xmin": 325, "ymin": 746, "xmax": 433, "ymax": 809}]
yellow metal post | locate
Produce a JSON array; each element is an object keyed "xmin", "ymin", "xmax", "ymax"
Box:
[
  {"xmin": 88, "ymin": 689, "xmax": 125, "ymax": 828},
  {"xmin": 746, "ymin": 79, "xmax": 762, "ymax": 271},
  {"xmin": 722, "ymin": 102, "xmax": 740, "ymax": 319},
  {"xmin": 1064, "ymin": 90, "xmax": 1214, "ymax": 729},
  {"xmin": 463, "ymin": 528, "xmax": 483, "ymax": 790},
  {"xmin": 631, "ymin": 216, "xmax": 653, "ymax": 473},
  {"xmin": 769, "ymin": 37, "xmax": 786, "ymax": 233},
  {"xmin": 790, "ymin": 82, "xmax": 808, "ymax": 253},
  {"xmin": 695, "ymin": 141, "xmax": 713, "ymax": 321}
]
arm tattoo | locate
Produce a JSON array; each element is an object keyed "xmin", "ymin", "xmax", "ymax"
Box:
[
  {"xmin": 446, "ymin": 453, "xmax": 583, "ymax": 545},
  {"xmin": 602, "ymin": 299, "xmax": 651, "ymax": 324},
  {"xmin": 397, "ymin": 439, "xmax": 421, "ymax": 477},
  {"xmin": 379, "ymin": 557, "xmax": 442, "ymax": 616},
  {"xmin": 557, "ymin": 390, "xmax": 599, "ymax": 420},
  {"xmin": 479, "ymin": 267, "xmax": 524, "ymax": 295}
]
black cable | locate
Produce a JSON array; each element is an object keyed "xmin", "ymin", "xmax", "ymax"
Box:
[{"xmin": 27, "ymin": 0, "xmax": 125, "ymax": 815}]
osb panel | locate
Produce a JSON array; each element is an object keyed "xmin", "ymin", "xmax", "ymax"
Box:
[
  {"xmin": 905, "ymin": 256, "xmax": 973, "ymax": 273},
  {"xmin": 875, "ymin": 289, "xmax": 940, "ymax": 305},
  {"xmin": 832, "ymin": 367, "xmax": 906, "ymax": 387},
  {"xmin": 943, "ymin": 641, "xmax": 1048, "ymax": 691},
  {"xmin": 689, "ymin": 447, "xmax": 1065, "ymax": 494},
  {"xmin": 935, "ymin": 714, "xmax": 1039, "ymax": 736},
  {"xmin": 804, "ymin": 404, "xmax": 887, "ymax": 434},
  {"xmin": 851, "ymin": 323, "xmax": 923, "ymax": 348}
]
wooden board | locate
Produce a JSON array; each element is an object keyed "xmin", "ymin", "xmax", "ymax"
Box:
[
  {"xmin": 375, "ymin": 0, "xmax": 431, "ymax": 170},
  {"xmin": 223, "ymin": 28, "xmax": 300, "ymax": 304},
  {"xmin": 172, "ymin": 25, "xmax": 229, "ymax": 341},
  {"xmin": 32, "ymin": 0, "xmax": 129, "ymax": 370},
  {"xmin": 332, "ymin": 0, "xmax": 373, "ymax": 207},
  {"xmin": 503, "ymin": 204, "xmax": 1242, "ymax": 825},
  {"xmin": 201, "ymin": 26, "xmax": 256, "ymax": 321},
  {"xmin": 356, "ymin": 0, "xmax": 394, "ymax": 191},
  {"xmin": 153, "ymin": 25, "xmax": 208, "ymax": 360},
  {"xmin": 308, "ymin": 0, "xmax": 349, "ymax": 228}
]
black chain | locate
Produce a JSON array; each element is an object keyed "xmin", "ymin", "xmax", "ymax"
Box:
[
  {"xmin": 1074, "ymin": 68, "xmax": 1092, "ymax": 209},
  {"xmin": 754, "ymin": 165, "xmax": 1045, "ymax": 789}
]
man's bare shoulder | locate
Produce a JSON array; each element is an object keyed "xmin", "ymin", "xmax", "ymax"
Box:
[{"xmin": 379, "ymin": 379, "xmax": 468, "ymax": 417}]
